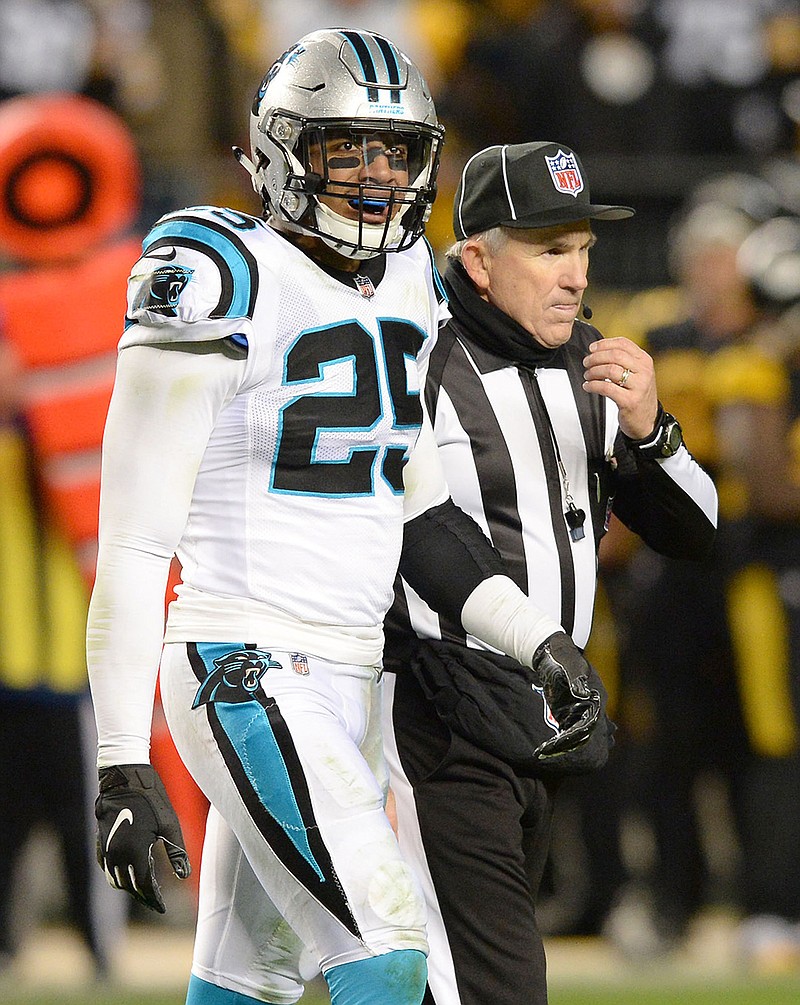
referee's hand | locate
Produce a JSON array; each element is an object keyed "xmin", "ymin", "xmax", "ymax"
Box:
[
  {"xmin": 95, "ymin": 763, "xmax": 191, "ymax": 914},
  {"xmin": 531, "ymin": 632, "xmax": 601, "ymax": 758},
  {"xmin": 583, "ymin": 337, "xmax": 659, "ymax": 440}
]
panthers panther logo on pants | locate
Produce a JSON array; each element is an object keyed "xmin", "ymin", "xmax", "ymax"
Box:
[{"xmin": 192, "ymin": 647, "xmax": 282, "ymax": 708}]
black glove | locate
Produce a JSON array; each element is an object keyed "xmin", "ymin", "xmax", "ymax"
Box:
[
  {"xmin": 95, "ymin": 763, "xmax": 191, "ymax": 914},
  {"xmin": 531, "ymin": 632, "xmax": 601, "ymax": 758}
]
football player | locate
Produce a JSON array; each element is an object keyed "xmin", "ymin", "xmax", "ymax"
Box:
[{"xmin": 88, "ymin": 28, "xmax": 596, "ymax": 1005}]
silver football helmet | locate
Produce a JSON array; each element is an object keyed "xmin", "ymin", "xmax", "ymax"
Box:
[{"xmin": 236, "ymin": 28, "xmax": 444, "ymax": 259}]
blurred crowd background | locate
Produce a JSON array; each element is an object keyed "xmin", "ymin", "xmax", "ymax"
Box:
[{"xmin": 1, "ymin": 0, "xmax": 800, "ymax": 990}]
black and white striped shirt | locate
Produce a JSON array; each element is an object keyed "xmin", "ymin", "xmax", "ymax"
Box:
[{"xmin": 388, "ymin": 260, "xmax": 718, "ymax": 658}]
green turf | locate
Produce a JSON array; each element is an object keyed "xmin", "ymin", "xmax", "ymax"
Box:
[
  {"xmin": 0, "ymin": 995, "xmax": 185, "ymax": 1005},
  {"xmin": 549, "ymin": 976, "xmax": 800, "ymax": 1005},
  {"xmin": 0, "ymin": 981, "xmax": 323, "ymax": 1005},
  {"xmin": 4, "ymin": 977, "xmax": 800, "ymax": 1005}
]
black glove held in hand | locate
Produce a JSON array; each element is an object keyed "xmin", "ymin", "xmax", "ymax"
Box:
[
  {"xmin": 96, "ymin": 764, "xmax": 191, "ymax": 913},
  {"xmin": 532, "ymin": 632, "xmax": 601, "ymax": 758}
]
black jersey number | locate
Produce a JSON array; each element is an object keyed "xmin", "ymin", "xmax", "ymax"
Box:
[{"xmin": 272, "ymin": 318, "xmax": 425, "ymax": 496}]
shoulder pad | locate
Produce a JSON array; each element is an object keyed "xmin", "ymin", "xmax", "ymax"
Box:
[
  {"xmin": 123, "ymin": 207, "xmax": 266, "ymax": 348},
  {"xmin": 401, "ymin": 238, "xmax": 448, "ymax": 304},
  {"xmin": 400, "ymin": 238, "xmax": 450, "ymax": 336}
]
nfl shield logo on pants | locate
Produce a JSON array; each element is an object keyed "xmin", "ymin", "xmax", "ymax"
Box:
[
  {"xmin": 545, "ymin": 150, "xmax": 584, "ymax": 198},
  {"xmin": 291, "ymin": 652, "xmax": 310, "ymax": 675}
]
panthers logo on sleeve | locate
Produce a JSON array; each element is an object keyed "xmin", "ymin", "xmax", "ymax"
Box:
[
  {"xmin": 192, "ymin": 647, "xmax": 282, "ymax": 708},
  {"xmin": 125, "ymin": 208, "xmax": 262, "ymax": 334},
  {"xmin": 131, "ymin": 262, "xmax": 194, "ymax": 316}
]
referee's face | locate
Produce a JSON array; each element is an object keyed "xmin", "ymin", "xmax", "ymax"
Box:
[{"xmin": 465, "ymin": 222, "xmax": 596, "ymax": 349}]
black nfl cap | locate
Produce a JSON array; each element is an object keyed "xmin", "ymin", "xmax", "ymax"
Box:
[{"xmin": 453, "ymin": 141, "xmax": 634, "ymax": 239}]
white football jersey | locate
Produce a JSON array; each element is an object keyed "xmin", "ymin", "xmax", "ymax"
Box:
[{"xmin": 121, "ymin": 207, "xmax": 448, "ymax": 653}]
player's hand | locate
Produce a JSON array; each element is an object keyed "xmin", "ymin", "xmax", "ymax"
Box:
[
  {"xmin": 531, "ymin": 632, "xmax": 601, "ymax": 758},
  {"xmin": 95, "ymin": 764, "xmax": 191, "ymax": 913}
]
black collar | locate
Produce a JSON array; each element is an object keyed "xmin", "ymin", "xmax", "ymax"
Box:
[
  {"xmin": 443, "ymin": 260, "xmax": 568, "ymax": 371},
  {"xmin": 317, "ymin": 252, "xmax": 387, "ymax": 292},
  {"xmin": 270, "ymin": 225, "xmax": 388, "ymax": 292}
]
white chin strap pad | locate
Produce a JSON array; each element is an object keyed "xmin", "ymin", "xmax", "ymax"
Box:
[{"xmin": 315, "ymin": 200, "xmax": 405, "ymax": 258}]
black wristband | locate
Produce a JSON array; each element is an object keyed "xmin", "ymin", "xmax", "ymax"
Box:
[{"xmin": 623, "ymin": 404, "xmax": 683, "ymax": 459}]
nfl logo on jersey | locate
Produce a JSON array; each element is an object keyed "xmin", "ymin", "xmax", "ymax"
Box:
[
  {"xmin": 545, "ymin": 150, "xmax": 584, "ymax": 198},
  {"xmin": 354, "ymin": 274, "xmax": 376, "ymax": 299}
]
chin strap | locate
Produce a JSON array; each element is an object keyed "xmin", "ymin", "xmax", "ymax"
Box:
[
  {"xmin": 234, "ymin": 143, "xmax": 401, "ymax": 260},
  {"xmin": 314, "ymin": 200, "xmax": 399, "ymax": 259}
]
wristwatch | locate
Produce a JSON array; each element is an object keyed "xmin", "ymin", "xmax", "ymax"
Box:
[{"xmin": 626, "ymin": 407, "xmax": 683, "ymax": 459}]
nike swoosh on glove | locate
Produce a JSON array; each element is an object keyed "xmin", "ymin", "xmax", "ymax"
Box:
[
  {"xmin": 531, "ymin": 632, "xmax": 601, "ymax": 758},
  {"xmin": 95, "ymin": 764, "xmax": 191, "ymax": 913}
]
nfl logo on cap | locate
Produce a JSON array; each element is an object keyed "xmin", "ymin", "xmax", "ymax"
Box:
[{"xmin": 545, "ymin": 150, "xmax": 584, "ymax": 198}]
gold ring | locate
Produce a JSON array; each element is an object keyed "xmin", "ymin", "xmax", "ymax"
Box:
[{"xmin": 618, "ymin": 367, "xmax": 632, "ymax": 387}]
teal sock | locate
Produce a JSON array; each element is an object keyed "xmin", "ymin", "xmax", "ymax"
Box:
[
  {"xmin": 186, "ymin": 974, "xmax": 278, "ymax": 1005},
  {"xmin": 325, "ymin": 949, "xmax": 427, "ymax": 1005}
]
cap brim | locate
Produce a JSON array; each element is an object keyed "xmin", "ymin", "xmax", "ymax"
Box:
[{"xmin": 501, "ymin": 203, "xmax": 635, "ymax": 230}]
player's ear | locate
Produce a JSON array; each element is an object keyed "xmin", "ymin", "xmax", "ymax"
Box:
[{"xmin": 461, "ymin": 238, "xmax": 491, "ymax": 295}]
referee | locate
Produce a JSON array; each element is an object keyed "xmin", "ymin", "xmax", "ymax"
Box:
[{"xmin": 383, "ymin": 141, "xmax": 718, "ymax": 1005}]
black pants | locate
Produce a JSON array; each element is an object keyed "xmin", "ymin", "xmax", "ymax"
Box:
[
  {"xmin": 736, "ymin": 529, "xmax": 800, "ymax": 920},
  {"xmin": 0, "ymin": 693, "xmax": 109, "ymax": 970},
  {"xmin": 618, "ymin": 544, "xmax": 747, "ymax": 933},
  {"xmin": 387, "ymin": 667, "xmax": 557, "ymax": 1005}
]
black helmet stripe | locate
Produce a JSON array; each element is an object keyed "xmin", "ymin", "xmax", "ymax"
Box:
[
  {"xmin": 340, "ymin": 30, "xmax": 401, "ymax": 104},
  {"xmin": 340, "ymin": 31, "xmax": 380, "ymax": 102},
  {"xmin": 372, "ymin": 33, "xmax": 402, "ymax": 103}
]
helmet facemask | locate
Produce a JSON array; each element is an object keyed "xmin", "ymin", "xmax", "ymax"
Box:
[
  {"xmin": 237, "ymin": 29, "xmax": 444, "ymax": 260},
  {"xmin": 287, "ymin": 119, "xmax": 441, "ymax": 257}
]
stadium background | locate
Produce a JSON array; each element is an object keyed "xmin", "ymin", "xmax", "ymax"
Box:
[{"xmin": 0, "ymin": 1, "xmax": 799, "ymax": 1003}]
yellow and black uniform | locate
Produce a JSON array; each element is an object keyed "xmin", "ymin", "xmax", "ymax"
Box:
[
  {"xmin": 705, "ymin": 343, "xmax": 800, "ymax": 922},
  {"xmin": 0, "ymin": 422, "xmax": 88, "ymax": 695},
  {"xmin": 0, "ymin": 91, "xmax": 141, "ymax": 974},
  {"xmin": 618, "ymin": 316, "xmax": 765, "ymax": 940},
  {"xmin": 0, "ymin": 420, "xmax": 117, "ymax": 972}
]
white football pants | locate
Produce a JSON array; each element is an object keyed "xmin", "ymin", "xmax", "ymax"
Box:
[{"xmin": 160, "ymin": 642, "xmax": 428, "ymax": 1004}]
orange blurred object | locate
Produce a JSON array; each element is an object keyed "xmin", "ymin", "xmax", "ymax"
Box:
[
  {"xmin": 0, "ymin": 93, "xmax": 209, "ymax": 891},
  {"xmin": 0, "ymin": 92, "xmax": 141, "ymax": 263}
]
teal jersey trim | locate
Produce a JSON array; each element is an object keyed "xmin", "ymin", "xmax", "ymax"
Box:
[{"xmin": 143, "ymin": 214, "xmax": 259, "ymax": 319}]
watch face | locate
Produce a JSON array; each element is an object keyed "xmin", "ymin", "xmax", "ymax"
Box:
[{"xmin": 662, "ymin": 420, "xmax": 682, "ymax": 456}]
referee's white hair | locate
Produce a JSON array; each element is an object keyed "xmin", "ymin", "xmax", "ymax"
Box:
[{"xmin": 446, "ymin": 226, "xmax": 510, "ymax": 262}]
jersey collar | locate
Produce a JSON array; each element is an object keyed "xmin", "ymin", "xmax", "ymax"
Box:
[{"xmin": 316, "ymin": 252, "xmax": 387, "ymax": 293}]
